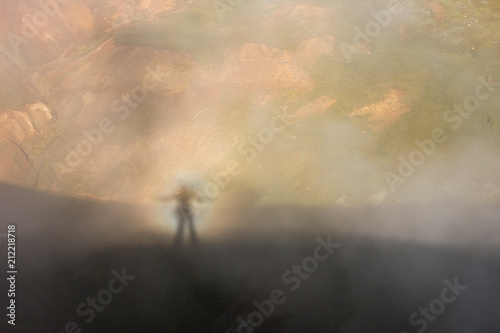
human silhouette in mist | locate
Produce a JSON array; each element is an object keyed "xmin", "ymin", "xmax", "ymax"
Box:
[{"xmin": 158, "ymin": 184, "xmax": 205, "ymax": 248}]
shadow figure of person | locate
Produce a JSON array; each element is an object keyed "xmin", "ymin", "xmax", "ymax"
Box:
[{"xmin": 158, "ymin": 184, "xmax": 205, "ymax": 248}]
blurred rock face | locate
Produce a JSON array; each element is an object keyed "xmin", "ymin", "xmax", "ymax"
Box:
[
  {"xmin": 0, "ymin": 0, "xmax": 95, "ymax": 67},
  {"xmin": 0, "ymin": 103, "xmax": 53, "ymax": 144},
  {"xmin": 0, "ymin": 0, "xmax": 499, "ymax": 205}
]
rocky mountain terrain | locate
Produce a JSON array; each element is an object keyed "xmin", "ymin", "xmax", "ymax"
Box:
[{"xmin": 0, "ymin": 0, "xmax": 499, "ymax": 205}]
